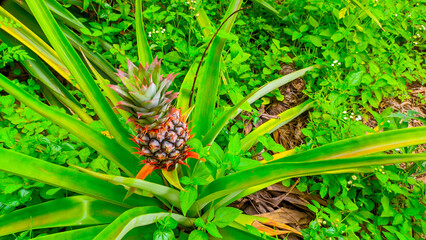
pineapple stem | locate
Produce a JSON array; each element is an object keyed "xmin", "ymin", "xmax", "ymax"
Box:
[{"xmin": 188, "ymin": 6, "xmax": 250, "ymax": 108}]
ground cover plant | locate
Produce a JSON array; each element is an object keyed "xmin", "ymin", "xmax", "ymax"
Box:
[{"xmin": 0, "ymin": 0, "xmax": 425, "ymax": 239}]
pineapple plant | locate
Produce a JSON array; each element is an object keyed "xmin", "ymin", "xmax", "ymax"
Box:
[{"xmin": 110, "ymin": 57, "xmax": 198, "ymax": 180}]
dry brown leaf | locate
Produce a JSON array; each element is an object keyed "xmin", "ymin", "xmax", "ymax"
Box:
[
  {"xmin": 252, "ymin": 220, "xmax": 294, "ymax": 236},
  {"xmin": 256, "ymin": 207, "xmax": 311, "ymax": 225}
]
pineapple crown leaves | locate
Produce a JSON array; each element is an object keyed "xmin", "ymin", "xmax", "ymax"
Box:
[{"xmin": 109, "ymin": 57, "xmax": 179, "ymax": 129}]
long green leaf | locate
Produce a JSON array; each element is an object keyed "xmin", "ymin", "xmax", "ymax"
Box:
[
  {"xmin": 59, "ymin": 23, "xmax": 118, "ymax": 83},
  {"xmin": 39, "ymin": 83, "xmax": 71, "ymax": 111},
  {"xmin": 350, "ymin": 0, "xmax": 384, "ymax": 31},
  {"xmin": 26, "ymin": 0, "xmax": 135, "ymax": 152},
  {"xmin": 202, "ymin": 65, "xmax": 318, "ymax": 145},
  {"xmin": 135, "ymin": 0, "xmax": 153, "ymax": 65},
  {"xmin": 0, "ymin": 148, "xmax": 161, "ymax": 208},
  {"xmin": 251, "ymin": 0, "xmax": 282, "ymax": 18},
  {"xmin": 1, "ymin": 0, "xmax": 49, "ymax": 43},
  {"xmin": 214, "ymin": 167, "xmax": 373, "ymax": 209},
  {"xmin": 10, "ymin": 0, "xmax": 86, "ymax": 31},
  {"xmin": 93, "ymin": 207, "xmax": 193, "ymax": 240},
  {"xmin": 81, "ymin": 52, "xmax": 134, "ymax": 132},
  {"xmin": 0, "ymin": 196, "xmax": 126, "ymax": 237},
  {"xmin": 198, "ymin": 153, "xmax": 426, "ymax": 208},
  {"xmin": 191, "ymin": 0, "xmax": 243, "ymax": 138},
  {"xmin": 73, "ymin": 166, "xmax": 181, "ymax": 208},
  {"xmin": 0, "ymin": 6, "xmax": 72, "ymax": 82},
  {"xmin": 0, "ymin": 74, "xmax": 140, "ymax": 176},
  {"xmin": 5, "ymin": 0, "xmax": 116, "ymax": 83},
  {"xmin": 0, "ymin": 29, "xmax": 93, "ymax": 123},
  {"xmin": 176, "ymin": 62, "xmax": 198, "ymax": 112},
  {"xmin": 213, "ymin": 226, "xmax": 274, "ymax": 240},
  {"xmin": 196, "ymin": 8, "xmax": 213, "ymax": 37},
  {"xmin": 33, "ymin": 224, "xmax": 150, "ymax": 240},
  {"xmin": 33, "ymin": 225, "xmax": 106, "ymax": 240},
  {"xmin": 272, "ymin": 126, "xmax": 426, "ymax": 164},
  {"xmin": 240, "ymin": 100, "xmax": 313, "ymax": 151}
]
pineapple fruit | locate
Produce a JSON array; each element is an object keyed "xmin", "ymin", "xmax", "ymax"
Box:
[{"xmin": 110, "ymin": 57, "xmax": 198, "ymax": 180}]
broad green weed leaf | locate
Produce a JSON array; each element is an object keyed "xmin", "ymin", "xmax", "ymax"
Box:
[
  {"xmin": 90, "ymin": 157, "xmax": 109, "ymax": 173},
  {"xmin": 45, "ymin": 187, "xmax": 61, "ymax": 196},
  {"xmin": 180, "ymin": 186, "xmax": 197, "ymax": 216},
  {"xmin": 160, "ymin": 216, "xmax": 179, "ymax": 229},
  {"xmin": 4, "ymin": 184, "xmax": 22, "ymax": 194},
  {"xmin": 188, "ymin": 230, "xmax": 208, "ymax": 240},
  {"xmin": 205, "ymin": 222, "xmax": 222, "ymax": 238},
  {"xmin": 334, "ymin": 200, "xmax": 345, "ymax": 210},
  {"xmin": 228, "ymin": 135, "xmax": 241, "ymax": 155},
  {"xmin": 343, "ymin": 197, "xmax": 358, "ymax": 211},
  {"xmin": 0, "ymin": 95, "xmax": 15, "ymax": 107},
  {"xmin": 331, "ymin": 32, "xmax": 344, "ymax": 42},
  {"xmin": 212, "ymin": 207, "xmax": 242, "ymax": 228},
  {"xmin": 306, "ymin": 204, "xmax": 318, "ymax": 213},
  {"xmin": 309, "ymin": 35, "xmax": 322, "ymax": 47},
  {"xmin": 347, "ymin": 71, "xmax": 364, "ymax": 86},
  {"xmin": 154, "ymin": 229, "xmax": 175, "ymax": 240},
  {"xmin": 381, "ymin": 195, "xmax": 396, "ymax": 217},
  {"xmin": 164, "ymin": 51, "xmax": 182, "ymax": 63},
  {"xmin": 194, "ymin": 218, "xmax": 205, "ymax": 228},
  {"xmin": 0, "ymin": 127, "xmax": 17, "ymax": 148},
  {"xmin": 78, "ymin": 147, "xmax": 91, "ymax": 162},
  {"xmin": 208, "ymin": 208, "xmax": 215, "ymax": 222},
  {"xmin": 308, "ymin": 16, "xmax": 319, "ymax": 28}
]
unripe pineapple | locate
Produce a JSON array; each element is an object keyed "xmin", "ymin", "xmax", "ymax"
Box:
[{"xmin": 110, "ymin": 57, "xmax": 197, "ymax": 179}]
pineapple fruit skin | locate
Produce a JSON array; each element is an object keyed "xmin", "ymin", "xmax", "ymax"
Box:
[
  {"xmin": 134, "ymin": 108, "xmax": 191, "ymax": 171},
  {"xmin": 110, "ymin": 57, "xmax": 195, "ymax": 173}
]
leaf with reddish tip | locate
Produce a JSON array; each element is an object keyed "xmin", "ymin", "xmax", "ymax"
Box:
[{"xmin": 125, "ymin": 164, "xmax": 158, "ymax": 200}]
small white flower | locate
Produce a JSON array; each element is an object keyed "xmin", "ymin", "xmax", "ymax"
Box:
[
  {"xmin": 414, "ymin": 42, "xmax": 418, "ymax": 45},
  {"xmin": 331, "ymin": 63, "xmax": 335, "ymax": 67},
  {"xmin": 343, "ymin": 116, "xmax": 347, "ymax": 120},
  {"xmin": 387, "ymin": 120, "xmax": 391, "ymax": 123},
  {"xmin": 351, "ymin": 112, "xmax": 355, "ymax": 115},
  {"xmin": 348, "ymin": 180, "xmax": 353, "ymax": 185},
  {"xmin": 148, "ymin": 31, "xmax": 151, "ymax": 35},
  {"xmin": 343, "ymin": 111, "xmax": 347, "ymax": 114},
  {"xmin": 394, "ymin": 14, "xmax": 397, "ymax": 17},
  {"xmin": 196, "ymin": 13, "xmax": 199, "ymax": 17},
  {"xmin": 352, "ymin": 175, "xmax": 357, "ymax": 180},
  {"xmin": 338, "ymin": 62, "xmax": 341, "ymax": 65},
  {"xmin": 395, "ymin": 148, "xmax": 401, "ymax": 152},
  {"xmin": 333, "ymin": 60, "xmax": 338, "ymax": 63},
  {"xmin": 417, "ymin": 34, "xmax": 421, "ymax": 38},
  {"xmin": 408, "ymin": 14, "xmax": 411, "ymax": 17}
]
